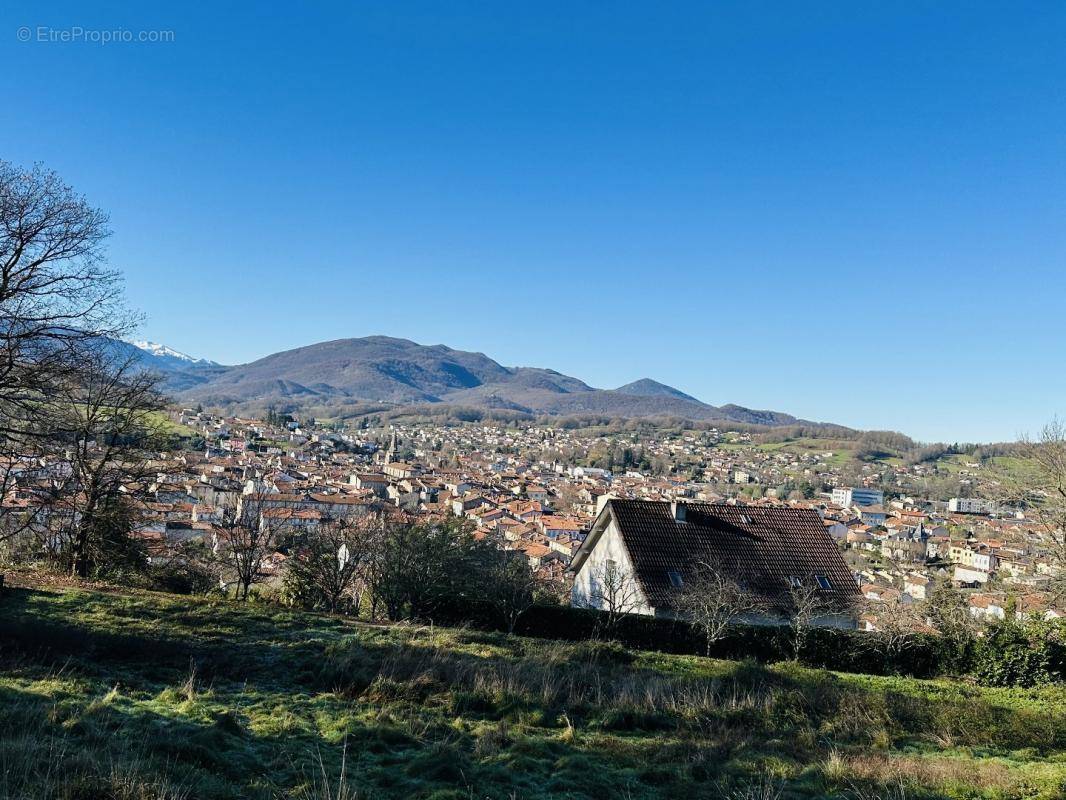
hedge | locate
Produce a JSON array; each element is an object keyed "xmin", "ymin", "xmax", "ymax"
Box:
[{"xmin": 514, "ymin": 604, "xmax": 944, "ymax": 677}]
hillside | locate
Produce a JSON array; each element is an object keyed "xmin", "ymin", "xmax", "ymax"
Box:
[
  {"xmin": 615, "ymin": 378, "xmax": 701, "ymax": 403},
  {"xmin": 165, "ymin": 336, "xmax": 807, "ymax": 426},
  {"xmin": 1, "ymin": 583, "xmax": 1063, "ymax": 800}
]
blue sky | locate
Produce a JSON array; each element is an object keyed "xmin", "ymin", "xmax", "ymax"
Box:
[{"xmin": 2, "ymin": 2, "xmax": 1063, "ymax": 442}]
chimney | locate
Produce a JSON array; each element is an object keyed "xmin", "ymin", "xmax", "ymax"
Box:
[
  {"xmin": 596, "ymin": 493, "xmax": 615, "ymax": 515},
  {"xmin": 671, "ymin": 501, "xmax": 687, "ymax": 522}
]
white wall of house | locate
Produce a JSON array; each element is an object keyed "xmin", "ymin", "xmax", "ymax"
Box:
[
  {"xmin": 570, "ymin": 516, "xmax": 654, "ymax": 615},
  {"xmin": 970, "ymin": 602, "xmax": 1005, "ymax": 621},
  {"xmin": 824, "ymin": 521, "xmax": 847, "ymax": 541},
  {"xmin": 903, "ymin": 578, "xmax": 928, "ymax": 600},
  {"xmin": 953, "ymin": 564, "xmax": 991, "ymax": 585}
]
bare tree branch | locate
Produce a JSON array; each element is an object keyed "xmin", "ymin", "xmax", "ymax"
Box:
[{"xmin": 673, "ymin": 559, "xmax": 766, "ymax": 655}]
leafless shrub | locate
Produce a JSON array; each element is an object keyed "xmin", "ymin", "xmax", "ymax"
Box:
[
  {"xmin": 1009, "ymin": 420, "xmax": 1066, "ymax": 599},
  {"xmin": 213, "ymin": 497, "xmax": 282, "ymax": 600},
  {"xmin": 578, "ymin": 560, "xmax": 642, "ymax": 636},
  {"xmin": 673, "ymin": 558, "xmax": 767, "ymax": 655},
  {"xmin": 784, "ymin": 578, "xmax": 839, "ymax": 660}
]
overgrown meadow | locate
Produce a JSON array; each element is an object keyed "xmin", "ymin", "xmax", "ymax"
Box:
[{"xmin": 1, "ymin": 585, "xmax": 1064, "ymax": 799}]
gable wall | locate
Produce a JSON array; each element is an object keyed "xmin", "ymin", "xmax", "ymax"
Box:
[{"xmin": 570, "ymin": 515, "xmax": 654, "ymax": 615}]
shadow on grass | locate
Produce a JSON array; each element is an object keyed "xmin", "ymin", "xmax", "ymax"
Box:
[
  {"xmin": 1, "ymin": 586, "xmax": 1063, "ymax": 799},
  {"xmin": 0, "ymin": 674, "xmax": 672, "ymax": 800},
  {"xmin": 2, "ymin": 586, "xmax": 1063, "ymax": 755},
  {"xmin": 0, "ymin": 586, "xmax": 333, "ymax": 685}
]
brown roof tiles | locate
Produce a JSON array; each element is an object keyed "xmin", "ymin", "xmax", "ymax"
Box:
[{"xmin": 601, "ymin": 499, "xmax": 858, "ymax": 610}]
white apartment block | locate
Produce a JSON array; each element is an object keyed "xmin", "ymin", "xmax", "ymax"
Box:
[
  {"xmin": 948, "ymin": 497, "xmax": 996, "ymax": 515},
  {"xmin": 832, "ymin": 487, "xmax": 884, "ymax": 508}
]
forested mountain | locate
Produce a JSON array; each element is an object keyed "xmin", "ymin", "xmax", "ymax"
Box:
[{"xmin": 146, "ymin": 335, "xmax": 807, "ymax": 425}]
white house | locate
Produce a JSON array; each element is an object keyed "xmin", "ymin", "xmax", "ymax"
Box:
[{"xmin": 569, "ymin": 499, "xmax": 858, "ymax": 626}]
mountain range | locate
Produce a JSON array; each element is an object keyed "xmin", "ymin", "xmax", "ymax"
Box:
[
  {"xmin": 131, "ymin": 340, "xmax": 219, "ymax": 368},
  {"xmin": 127, "ymin": 335, "xmax": 811, "ymax": 426}
]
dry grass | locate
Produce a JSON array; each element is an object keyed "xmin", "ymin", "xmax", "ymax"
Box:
[
  {"xmin": 295, "ymin": 741, "xmax": 360, "ymax": 800},
  {"xmin": 1, "ymin": 584, "xmax": 1064, "ymax": 799},
  {"xmin": 328, "ymin": 634, "xmax": 779, "ymax": 723},
  {"xmin": 0, "ymin": 707, "xmax": 190, "ymax": 800},
  {"xmin": 837, "ymin": 752, "xmax": 1016, "ymax": 792}
]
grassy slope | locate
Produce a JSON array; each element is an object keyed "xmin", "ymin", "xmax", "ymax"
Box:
[
  {"xmin": 0, "ymin": 585, "xmax": 1063, "ymax": 800},
  {"xmin": 148, "ymin": 410, "xmax": 200, "ymax": 441},
  {"xmin": 715, "ymin": 439, "xmax": 859, "ymax": 470}
]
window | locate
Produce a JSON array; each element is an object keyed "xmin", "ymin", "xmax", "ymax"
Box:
[
  {"xmin": 815, "ymin": 575, "xmax": 832, "ymax": 590},
  {"xmin": 739, "ymin": 514, "xmax": 751, "ymax": 524},
  {"xmin": 787, "ymin": 576, "xmax": 803, "ymax": 588},
  {"xmin": 666, "ymin": 570, "xmax": 683, "ymax": 588}
]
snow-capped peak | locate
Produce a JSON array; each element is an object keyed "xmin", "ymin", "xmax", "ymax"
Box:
[{"xmin": 132, "ymin": 340, "xmax": 216, "ymax": 365}]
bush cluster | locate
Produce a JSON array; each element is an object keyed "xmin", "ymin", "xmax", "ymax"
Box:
[
  {"xmin": 514, "ymin": 605, "xmax": 944, "ymax": 677},
  {"xmin": 972, "ymin": 619, "xmax": 1065, "ymax": 687},
  {"xmin": 514, "ymin": 605, "xmax": 1066, "ymax": 685}
]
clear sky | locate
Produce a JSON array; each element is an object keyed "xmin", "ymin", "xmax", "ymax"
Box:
[{"xmin": 2, "ymin": 2, "xmax": 1063, "ymax": 443}]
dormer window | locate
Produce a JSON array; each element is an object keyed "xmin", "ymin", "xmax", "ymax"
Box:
[
  {"xmin": 667, "ymin": 570, "xmax": 683, "ymax": 588},
  {"xmin": 815, "ymin": 575, "xmax": 832, "ymax": 590}
]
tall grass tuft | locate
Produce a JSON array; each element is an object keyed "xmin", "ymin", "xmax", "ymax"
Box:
[{"xmin": 297, "ymin": 740, "xmax": 359, "ymax": 800}]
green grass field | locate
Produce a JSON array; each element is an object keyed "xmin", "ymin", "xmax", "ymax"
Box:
[
  {"xmin": 0, "ymin": 584, "xmax": 1063, "ymax": 799},
  {"xmin": 149, "ymin": 411, "xmax": 201, "ymax": 442}
]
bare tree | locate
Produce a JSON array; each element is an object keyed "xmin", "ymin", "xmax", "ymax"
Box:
[
  {"xmin": 783, "ymin": 578, "xmax": 835, "ymax": 661},
  {"xmin": 1013, "ymin": 420, "xmax": 1066, "ymax": 599},
  {"xmin": 584, "ymin": 559, "xmax": 642, "ymax": 636},
  {"xmin": 357, "ymin": 512, "xmax": 391, "ymax": 620},
  {"xmin": 673, "ymin": 560, "xmax": 766, "ymax": 656},
  {"xmin": 485, "ymin": 551, "xmax": 556, "ymax": 634},
  {"xmin": 0, "ymin": 162, "xmax": 133, "ymax": 544},
  {"xmin": 920, "ymin": 575, "xmax": 979, "ymax": 667},
  {"xmin": 214, "ymin": 497, "xmax": 281, "ymax": 600},
  {"xmin": 863, "ymin": 595, "xmax": 925, "ymax": 668},
  {"xmin": 283, "ymin": 518, "xmax": 371, "ymax": 613},
  {"xmin": 42, "ymin": 349, "xmax": 165, "ymax": 577}
]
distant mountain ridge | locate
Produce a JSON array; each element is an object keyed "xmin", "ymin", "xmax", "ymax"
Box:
[{"xmin": 136, "ymin": 335, "xmax": 810, "ymax": 426}]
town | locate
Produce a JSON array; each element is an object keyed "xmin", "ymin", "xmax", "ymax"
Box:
[
  {"xmin": 9, "ymin": 405, "xmax": 1052, "ymax": 630},
  {"xmin": 4, "ymin": 4, "xmax": 1066, "ymax": 795}
]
